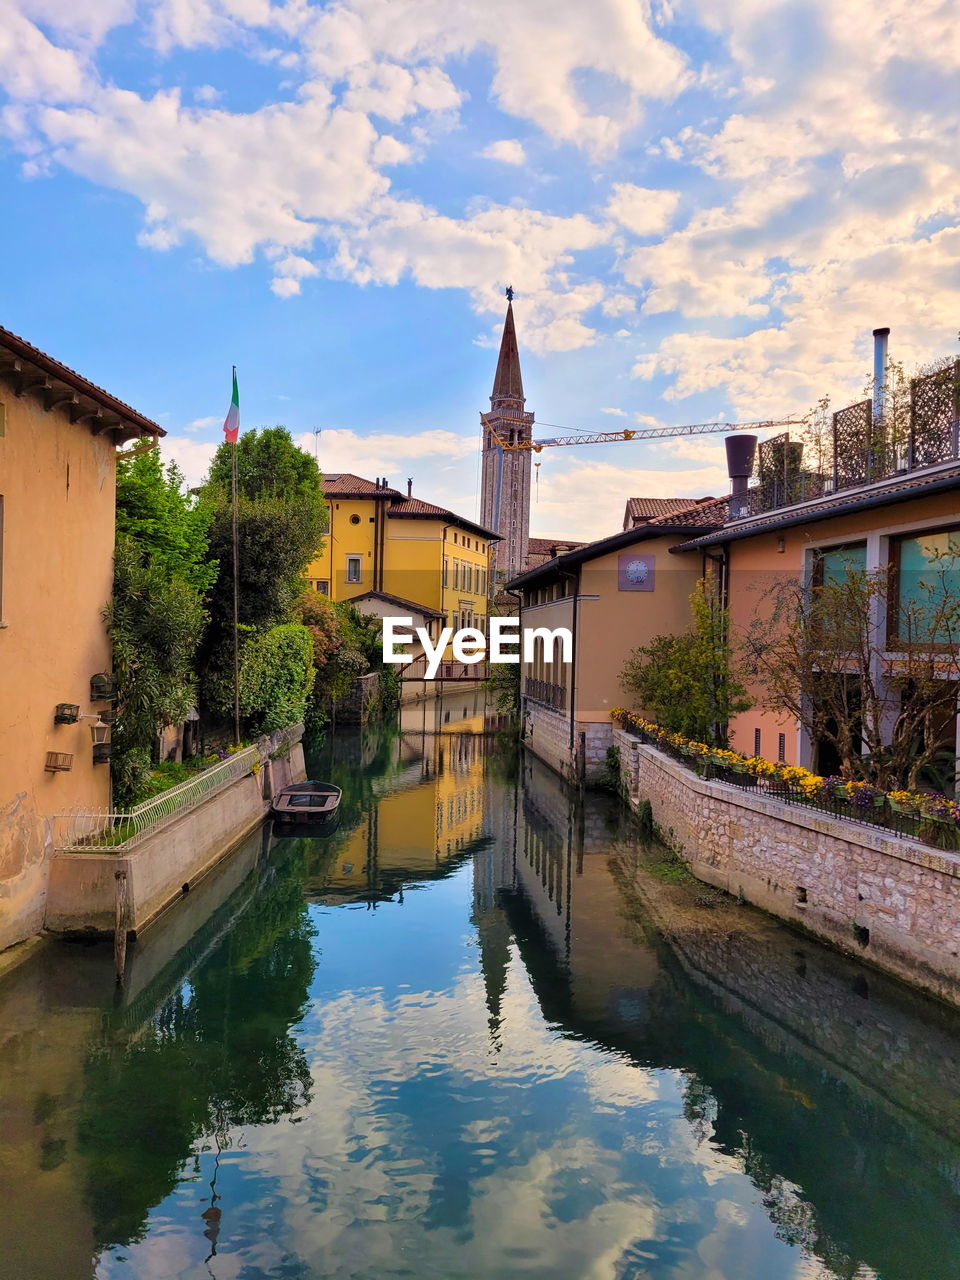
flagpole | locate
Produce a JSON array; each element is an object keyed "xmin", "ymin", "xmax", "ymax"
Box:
[{"xmin": 230, "ymin": 365, "xmax": 241, "ymax": 746}]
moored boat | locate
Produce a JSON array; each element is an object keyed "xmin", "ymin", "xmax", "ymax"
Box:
[{"xmin": 271, "ymin": 781, "xmax": 342, "ymax": 832}]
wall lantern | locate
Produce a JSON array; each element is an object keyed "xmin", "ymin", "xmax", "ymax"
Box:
[
  {"xmin": 91, "ymin": 716, "xmax": 111, "ymax": 764},
  {"xmin": 90, "ymin": 673, "xmax": 117, "ymax": 701},
  {"xmin": 54, "ymin": 703, "xmax": 80, "ymax": 724}
]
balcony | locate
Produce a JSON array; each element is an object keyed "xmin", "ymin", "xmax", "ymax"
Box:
[
  {"xmin": 524, "ymin": 677, "xmax": 567, "ymax": 711},
  {"xmin": 731, "ymin": 359, "xmax": 960, "ymax": 521}
]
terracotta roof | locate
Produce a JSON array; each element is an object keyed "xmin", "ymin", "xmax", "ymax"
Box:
[
  {"xmin": 324, "ymin": 473, "xmax": 402, "ymax": 498},
  {"xmin": 347, "ymin": 589, "xmax": 444, "ymax": 620},
  {"xmin": 676, "ymin": 462, "xmax": 960, "ymax": 551},
  {"xmin": 490, "ymin": 300, "xmax": 524, "ymax": 404},
  {"xmin": 0, "ymin": 323, "xmax": 163, "ymax": 441},
  {"xmin": 652, "ymin": 495, "xmax": 730, "ymax": 529},
  {"xmin": 507, "ymin": 503, "xmax": 728, "ymax": 590},
  {"xmin": 527, "ymin": 536, "xmax": 586, "ymax": 555},
  {"xmin": 625, "ymin": 496, "xmax": 714, "ymax": 523},
  {"xmin": 387, "ymin": 495, "xmax": 500, "ymax": 541}
]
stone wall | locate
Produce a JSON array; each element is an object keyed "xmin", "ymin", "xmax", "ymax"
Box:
[
  {"xmin": 45, "ymin": 738, "xmax": 305, "ymax": 938},
  {"xmin": 614, "ymin": 725, "xmax": 960, "ymax": 1007},
  {"xmin": 523, "ymin": 701, "xmax": 613, "ymax": 784}
]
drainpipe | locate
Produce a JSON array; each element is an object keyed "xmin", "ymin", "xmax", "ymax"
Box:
[{"xmin": 563, "ymin": 569, "xmax": 578, "ymax": 754}]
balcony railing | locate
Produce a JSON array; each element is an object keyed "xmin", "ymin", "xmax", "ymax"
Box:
[
  {"xmin": 733, "ymin": 361, "xmax": 960, "ymax": 521},
  {"xmin": 524, "ymin": 677, "xmax": 567, "ymax": 711}
]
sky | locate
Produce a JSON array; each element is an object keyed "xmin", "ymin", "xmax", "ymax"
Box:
[{"xmin": 1, "ymin": 0, "xmax": 958, "ymax": 542}]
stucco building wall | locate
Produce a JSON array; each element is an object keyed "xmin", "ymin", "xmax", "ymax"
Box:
[
  {"xmin": 720, "ymin": 487, "xmax": 960, "ymax": 767},
  {"xmin": 614, "ymin": 725, "xmax": 960, "ymax": 1006},
  {"xmin": 0, "ymin": 391, "xmax": 115, "ymax": 951}
]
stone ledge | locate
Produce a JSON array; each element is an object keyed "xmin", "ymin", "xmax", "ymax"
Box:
[{"xmin": 616, "ymin": 729, "xmax": 960, "ymax": 880}]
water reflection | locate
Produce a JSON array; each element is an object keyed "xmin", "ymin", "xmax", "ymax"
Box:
[{"xmin": 0, "ymin": 703, "xmax": 959, "ymax": 1278}]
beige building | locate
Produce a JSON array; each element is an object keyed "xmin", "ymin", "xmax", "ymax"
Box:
[
  {"xmin": 508, "ymin": 500, "xmax": 725, "ymax": 783},
  {"xmin": 0, "ymin": 325, "xmax": 160, "ymax": 952}
]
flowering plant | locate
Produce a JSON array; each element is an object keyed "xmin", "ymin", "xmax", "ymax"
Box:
[{"xmin": 611, "ymin": 709, "xmax": 959, "ymax": 841}]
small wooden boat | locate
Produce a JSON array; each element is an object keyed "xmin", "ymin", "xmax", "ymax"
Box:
[{"xmin": 271, "ymin": 781, "xmax": 342, "ymax": 831}]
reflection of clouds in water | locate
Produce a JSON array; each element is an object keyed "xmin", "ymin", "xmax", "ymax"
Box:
[{"xmin": 95, "ymin": 891, "xmax": 824, "ymax": 1280}]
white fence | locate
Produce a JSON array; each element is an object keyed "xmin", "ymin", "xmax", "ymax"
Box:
[{"xmin": 54, "ymin": 745, "xmax": 261, "ymax": 853}]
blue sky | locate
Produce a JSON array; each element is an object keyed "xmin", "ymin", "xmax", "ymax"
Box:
[{"xmin": 2, "ymin": 0, "xmax": 958, "ymax": 540}]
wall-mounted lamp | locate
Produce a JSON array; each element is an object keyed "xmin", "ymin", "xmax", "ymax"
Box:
[
  {"xmin": 777, "ymin": 536, "xmax": 786, "ymax": 554},
  {"xmin": 81, "ymin": 713, "xmax": 112, "ymax": 763}
]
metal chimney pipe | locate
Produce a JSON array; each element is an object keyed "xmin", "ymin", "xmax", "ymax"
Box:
[
  {"xmin": 725, "ymin": 434, "xmax": 757, "ymax": 497},
  {"xmin": 407, "ymin": 477, "xmax": 413, "ymax": 497},
  {"xmin": 873, "ymin": 327, "xmax": 890, "ymax": 422}
]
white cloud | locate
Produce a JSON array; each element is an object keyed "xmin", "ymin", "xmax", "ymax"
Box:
[
  {"xmin": 159, "ymin": 436, "xmax": 218, "ymax": 486},
  {"xmin": 182, "ymin": 414, "xmax": 220, "ymax": 433},
  {"xmin": 605, "ymin": 183, "xmax": 680, "ymax": 236},
  {"xmin": 600, "ymin": 406, "xmax": 628, "ymax": 416},
  {"xmin": 479, "ymin": 139, "xmax": 526, "ymax": 166},
  {"xmin": 532, "ymin": 457, "xmax": 724, "ymax": 541}
]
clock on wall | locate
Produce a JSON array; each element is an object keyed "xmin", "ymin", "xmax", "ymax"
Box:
[{"xmin": 617, "ymin": 553, "xmax": 655, "ymax": 591}]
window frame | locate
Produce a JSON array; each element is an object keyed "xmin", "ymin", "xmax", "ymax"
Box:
[
  {"xmin": 888, "ymin": 522, "xmax": 960, "ymax": 650},
  {"xmin": 345, "ymin": 555, "xmax": 362, "ymax": 584}
]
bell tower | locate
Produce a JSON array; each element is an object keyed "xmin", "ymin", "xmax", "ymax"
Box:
[{"xmin": 480, "ymin": 289, "xmax": 533, "ymax": 584}]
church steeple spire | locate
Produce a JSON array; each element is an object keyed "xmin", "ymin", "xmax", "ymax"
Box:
[
  {"xmin": 491, "ymin": 296, "xmax": 525, "ymax": 407},
  {"xmin": 480, "ymin": 289, "xmax": 534, "ymax": 584}
]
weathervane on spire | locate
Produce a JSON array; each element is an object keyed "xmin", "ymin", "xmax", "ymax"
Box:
[{"xmin": 505, "ymin": 284, "xmax": 514, "ymax": 302}]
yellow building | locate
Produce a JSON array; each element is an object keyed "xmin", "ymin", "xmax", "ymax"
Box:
[
  {"xmin": 306, "ymin": 473, "xmax": 498, "ymax": 633},
  {"xmin": 0, "ymin": 324, "xmax": 160, "ymax": 952}
]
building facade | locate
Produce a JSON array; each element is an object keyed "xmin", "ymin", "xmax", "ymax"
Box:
[
  {"xmin": 305, "ymin": 473, "xmax": 497, "ymax": 635},
  {"xmin": 507, "ymin": 501, "xmax": 725, "ymax": 783},
  {"xmin": 680, "ymin": 457, "xmax": 960, "ymax": 778},
  {"xmin": 0, "ymin": 325, "xmax": 161, "ymax": 952}
]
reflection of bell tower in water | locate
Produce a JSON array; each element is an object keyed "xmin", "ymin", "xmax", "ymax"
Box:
[{"xmin": 480, "ymin": 290, "xmax": 534, "ymax": 584}]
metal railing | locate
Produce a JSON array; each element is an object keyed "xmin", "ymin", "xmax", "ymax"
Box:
[
  {"xmin": 524, "ymin": 677, "xmax": 567, "ymax": 711},
  {"xmin": 54, "ymin": 745, "xmax": 260, "ymax": 852},
  {"xmin": 625, "ymin": 724, "xmax": 960, "ymax": 852}
]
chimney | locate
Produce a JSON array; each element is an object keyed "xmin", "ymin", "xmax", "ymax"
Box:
[
  {"xmin": 407, "ymin": 477, "xmax": 413, "ymax": 497},
  {"xmin": 873, "ymin": 326, "xmax": 890, "ymax": 422},
  {"xmin": 726, "ymin": 434, "xmax": 757, "ymax": 520}
]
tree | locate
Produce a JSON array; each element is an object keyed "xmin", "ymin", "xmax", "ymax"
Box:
[
  {"xmin": 116, "ymin": 449, "xmax": 216, "ymax": 594},
  {"xmin": 108, "ymin": 448, "xmax": 214, "ymax": 805},
  {"xmin": 107, "ymin": 536, "xmax": 208, "ymax": 807},
  {"xmin": 237, "ymin": 623, "xmax": 316, "ymax": 733},
  {"xmin": 197, "ymin": 429, "xmax": 327, "ymax": 728},
  {"xmin": 744, "ymin": 555, "xmax": 960, "ymax": 789},
  {"xmin": 621, "ymin": 572, "xmax": 752, "ymax": 746}
]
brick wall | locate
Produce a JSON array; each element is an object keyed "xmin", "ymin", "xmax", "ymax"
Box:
[{"xmin": 614, "ymin": 725, "xmax": 960, "ymax": 1007}]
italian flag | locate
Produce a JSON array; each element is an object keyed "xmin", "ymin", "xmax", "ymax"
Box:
[{"xmin": 223, "ymin": 367, "xmax": 240, "ymax": 443}]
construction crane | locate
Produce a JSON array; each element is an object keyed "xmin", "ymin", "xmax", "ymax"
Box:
[
  {"xmin": 482, "ymin": 413, "xmax": 806, "ymax": 534},
  {"xmin": 482, "ymin": 415, "xmax": 806, "ymax": 452}
]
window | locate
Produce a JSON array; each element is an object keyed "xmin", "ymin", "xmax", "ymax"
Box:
[
  {"xmin": 891, "ymin": 525, "xmax": 960, "ymax": 646},
  {"xmin": 812, "ymin": 542, "xmax": 867, "ymax": 587},
  {"xmin": 778, "ymin": 732, "xmax": 786, "ymax": 762},
  {"xmin": 346, "ymin": 555, "xmax": 362, "ymax": 584},
  {"xmin": 443, "ymin": 557, "xmax": 449, "ymax": 587},
  {"xmin": 349, "ymin": 514, "xmax": 361, "ymax": 525},
  {"xmin": 754, "ymin": 728, "xmax": 761, "ymax": 756},
  {"xmin": 315, "ymin": 579, "xmax": 329, "ymax": 595},
  {"xmin": 454, "ymin": 561, "xmax": 460, "ymax": 589}
]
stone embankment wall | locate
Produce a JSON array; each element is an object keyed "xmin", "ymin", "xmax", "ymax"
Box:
[
  {"xmin": 524, "ymin": 702, "xmax": 612, "ymax": 785},
  {"xmin": 45, "ymin": 736, "xmax": 305, "ymax": 939},
  {"xmin": 614, "ymin": 726, "xmax": 960, "ymax": 1007}
]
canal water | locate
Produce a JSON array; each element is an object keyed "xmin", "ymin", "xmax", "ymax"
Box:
[{"xmin": 4, "ymin": 692, "xmax": 960, "ymax": 1279}]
